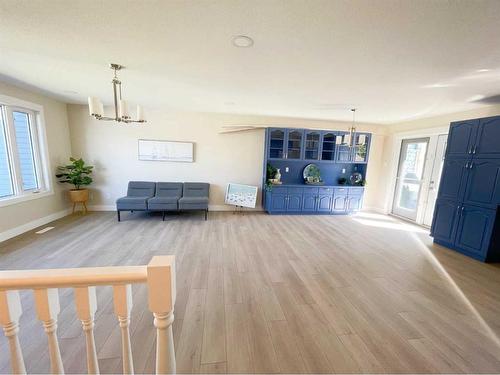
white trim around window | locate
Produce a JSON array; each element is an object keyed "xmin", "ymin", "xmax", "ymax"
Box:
[{"xmin": 0, "ymin": 94, "xmax": 53, "ymax": 208}]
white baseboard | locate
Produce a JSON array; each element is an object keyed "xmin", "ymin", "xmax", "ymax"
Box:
[
  {"xmin": 88, "ymin": 204, "xmax": 116, "ymax": 211},
  {"xmin": 88, "ymin": 204, "xmax": 264, "ymax": 212},
  {"xmin": 361, "ymin": 206, "xmax": 386, "ymax": 214},
  {"xmin": 0, "ymin": 208, "xmax": 72, "ymax": 243}
]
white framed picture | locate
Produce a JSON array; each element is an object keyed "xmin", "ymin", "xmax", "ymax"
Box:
[
  {"xmin": 138, "ymin": 139, "xmax": 194, "ymax": 162},
  {"xmin": 225, "ymin": 183, "xmax": 258, "ymax": 208}
]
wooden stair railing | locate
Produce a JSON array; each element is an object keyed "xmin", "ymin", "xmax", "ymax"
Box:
[{"xmin": 0, "ymin": 256, "xmax": 176, "ymax": 375}]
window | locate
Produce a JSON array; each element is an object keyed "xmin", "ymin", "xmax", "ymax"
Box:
[{"xmin": 0, "ymin": 97, "xmax": 50, "ymax": 205}]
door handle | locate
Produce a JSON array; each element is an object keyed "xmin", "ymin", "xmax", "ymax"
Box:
[
  {"xmin": 461, "ymin": 206, "xmax": 464, "ymax": 215},
  {"xmin": 465, "ymin": 161, "xmax": 469, "ymax": 168},
  {"xmin": 468, "ymin": 146, "xmax": 472, "ymax": 154},
  {"xmin": 473, "ymin": 145, "xmax": 477, "ymax": 154},
  {"xmin": 470, "ymin": 162, "xmax": 473, "ymax": 169}
]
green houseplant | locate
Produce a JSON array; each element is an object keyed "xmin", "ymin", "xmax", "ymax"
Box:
[
  {"xmin": 265, "ymin": 163, "xmax": 278, "ymax": 191},
  {"xmin": 56, "ymin": 157, "xmax": 93, "ymax": 211}
]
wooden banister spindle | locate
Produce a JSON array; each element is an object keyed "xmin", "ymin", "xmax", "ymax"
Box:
[
  {"xmin": 74, "ymin": 286, "xmax": 100, "ymax": 374},
  {"xmin": 147, "ymin": 256, "xmax": 176, "ymax": 374},
  {"xmin": 0, "ymin": 290, "xmax": 26, "ymax": 374},
  {"xmin": 113, "ymin": 284, "xmax": 134, "ymax": 374},
  {"xmin": 34, "ymin": 288, "xmax": 64, "ymax": 374}
]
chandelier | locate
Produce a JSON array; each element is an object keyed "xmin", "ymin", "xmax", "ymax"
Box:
[
  {"xmin": 337, "ymin": 108, "xmax": 365, "ymax": 148},
  {"xmin": 87, "ymin": 64, "xmax": 146, "ymax": 123}
]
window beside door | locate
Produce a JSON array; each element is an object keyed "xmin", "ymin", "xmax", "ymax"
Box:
[{"xmin": 0, "ymin": 100, "xmax": 50, "ymax": 205}]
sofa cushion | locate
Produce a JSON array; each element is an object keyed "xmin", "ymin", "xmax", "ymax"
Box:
[
  {"xmin": 147, "ymin": 196, "xmax": 179, "ymax": 210},
  {"xmin": 182, "ymin": 182, "xmax": 210, "ymax": 198},
  {"xmin": 178, "ymin": 196, "xmax": 209, "ymax": 210},
  {"xmin": 116, "ymin": 196, "xmax": 149, "ymax": 210},
  {"xmin": 127, "ymin": 181, "xmax": 156, "ymax": 198},
  {"xmin": 156, "ymin": 182, "xmax": 183, "ymax": 197}
]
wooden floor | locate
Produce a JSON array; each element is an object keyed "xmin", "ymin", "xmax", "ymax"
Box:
[{"xmin": 1, "ymin": 211, "xmax": 500, "ymax": 374}]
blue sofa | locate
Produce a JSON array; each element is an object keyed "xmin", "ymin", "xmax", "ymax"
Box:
[{"xmin": 116, "ymin": 181, "xmax": 209, "ymax": 221}]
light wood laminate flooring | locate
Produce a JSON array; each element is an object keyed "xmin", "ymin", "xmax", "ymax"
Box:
[{"xmin": 0, "ymin": 211, "xmax": 500, "ymax": 373}]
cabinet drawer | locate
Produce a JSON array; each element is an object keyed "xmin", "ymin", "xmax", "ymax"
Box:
[
  {"xmin": 348, "ymin": 188, "xmax": 364, "ymax": 196},
  {"xmin": 334, "ymin": 188, "xmax": 348, "ymax": 195},
  {"xmin": 287, "ymin": 187, "xmax": 304, "ymax": 194},
  {"xmin": 271, "ymin": 187, "xmax": 287, "ymax": 194},
  {"xmin": 303, "ymin": 187, "xmax": 319, "ymax": 194},
  {"xmin": 318, "ymin": 187, "xmax": 333, "ymax": 195}
]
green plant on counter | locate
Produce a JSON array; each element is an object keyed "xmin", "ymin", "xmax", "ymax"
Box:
[
  {"xmin": 266, "ymin": 163, "xmax": 278, "ymax": 191},
  {"xmin": 355, "ymin": 179, "xmax": 367, "ymax": 186}
]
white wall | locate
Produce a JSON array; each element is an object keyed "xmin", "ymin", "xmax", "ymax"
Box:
[
  {"xmin": 0, "ymin": 82, "xmax": 72, "ymax": 240},
  {"xmin": 67, "ymin": 105, "xmax": 388, "ymax": 211}
]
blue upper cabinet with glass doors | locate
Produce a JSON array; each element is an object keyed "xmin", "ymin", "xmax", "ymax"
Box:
[
  {"xmin": 304, "ymin": 130, "xmax": 321, "ymax": 161},
  {"xmin": 286, "ymin": 129, "xmax": 303, "ymax": 160},
  {"xmin": 268, "ymin": 128, "xmax": 304, "ymax": 160},
  {"xmin": 352, "ymin": 132, "xmax": 371, "ymax": 163},
  {"xmin": 335, "ymin": 131, "xmax": 352, "ymax": 162},
  {"xmin": 268, "ymin": 128, "xmax": 286, "ymax": 159},
  {"xmin": 320, "ymin": 131, "xmax": 337, "ymax": 161},
  {"xmin": 267, "ymin": 127, "xmax": 371, "ymax": 163}
]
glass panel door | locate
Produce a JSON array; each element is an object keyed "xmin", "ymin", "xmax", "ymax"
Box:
[
  {"xmin": 287, "ymin": 130, "xmax": 303, "ymax": 159},
  {"xmin": 392, "ymin": 138, "xmax": 429, "ymax": 221},
  {"xmin": 352, "ymin": 133, "xmax": 369, "ymax": 163},
  {"xmin": 269, "ymin": 129, "xmax": 285, "ymax": 159},
  {"xmin": 335, "ymin": 132, "xmax": 351, "ymax": 162},
  {"xmin": 304, "ymin": 131, "xmax": 320, "ymax": 160},
  {"xmin": 321, "ymin": 132, "xmax": 336, "ymax": 161}
]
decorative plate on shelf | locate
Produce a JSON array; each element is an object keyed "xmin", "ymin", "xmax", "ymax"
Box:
[
  {"xmin": 350, "ymin": 172, "xmax": 363, "ymax": 185},
  {"xmin": 303, "ymin": 164, "xmax": 322, "ymax": 184}
]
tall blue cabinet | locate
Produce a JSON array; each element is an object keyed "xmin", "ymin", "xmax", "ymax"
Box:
[{"xmin": 431, "ymin": 116, "xmax": 500, "ymax": 262}]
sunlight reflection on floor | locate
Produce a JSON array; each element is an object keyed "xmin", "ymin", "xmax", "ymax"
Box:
[
  {"xmin": 352, "ymin": 217, "xmax": 429, "ymax": 233},
  {"xmin": 410, "ymin": 231, "xmax": 500, "ymax": 349}
]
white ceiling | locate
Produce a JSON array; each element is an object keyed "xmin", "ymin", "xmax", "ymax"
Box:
[{"xmin": 1, "ymin": 0, "xmax": 500, "ymax": 124}]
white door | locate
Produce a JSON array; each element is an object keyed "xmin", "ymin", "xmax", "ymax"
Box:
[
  {"xmin": 422, "ymin": 134, "xmax": 447, "ymax": 226},
  {"xmin": 392, "ymin": 138, "xmax": 429, "ymax": 221}
]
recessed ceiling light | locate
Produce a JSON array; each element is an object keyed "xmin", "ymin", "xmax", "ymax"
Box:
[
  {"xmin": 232, "ymin": 35, "xmax": 254, "ymax": 48},
  {"xmin": 476, "ymin": 69, "xmax": 491, "ymax": 73}
]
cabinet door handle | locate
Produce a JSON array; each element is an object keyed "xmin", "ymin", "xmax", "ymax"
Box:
[
  {"xmin": 461, "ymin": 206, "xmax": 464, "ymax": 215},
  {"xmin": 470, "ymin": 162, "xmax": 473, "ymax": 169},
  {"xmin": 456, "ymin": 205, "xmax": 460, "ymax": 215},
  {"xmin": 465, "ymin": 161, "xmax": 469, "ymax": 168},
  {"xmin": 468, "ymin": 146, "xmax": 472, "ymax": 154},
  {"xmin": 473, "ymin": 145, "xmax": 477, "ymax": 154}
]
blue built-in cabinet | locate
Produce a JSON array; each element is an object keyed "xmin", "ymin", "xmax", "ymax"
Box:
[
  {"xmin": 265, "ymin": 185, "xmax": 364, "ymax": 214},
  {"xmin": 263, "ymin": 127, "xmax": 371, "ymax": 215},
  {"xmin": 431, "ymin": 116, "xmax": 500, "ymax": 262}
]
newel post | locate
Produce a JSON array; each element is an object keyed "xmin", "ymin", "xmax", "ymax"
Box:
[
  {"xmin": 0, "ymin": 290, "xmax": 26, "ymax": 374},
  {"xmin": 147, "ymin": 256, "xmax": 176, "ymax": 374}
]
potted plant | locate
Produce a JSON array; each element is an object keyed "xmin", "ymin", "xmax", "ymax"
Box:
[
  {"xmin": 56, "ymin": 157, "xmax": 93, "ymax": 210},
  {"xmin": 266, "ymin": 163, "xmax": 278, "ymax": 191},
  {"xmin": 338, "ymin": 177, "xmax": 347, "ymax": 185}
]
